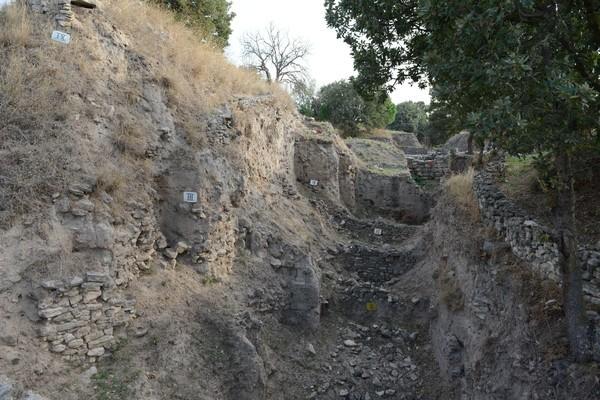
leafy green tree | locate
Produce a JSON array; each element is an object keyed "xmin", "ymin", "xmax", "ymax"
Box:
[
  {"xmin": 313, "ymin": 80, "xmax": 396, "ymax": 136},
  {"xmin": 423, "ymin": 100, "xmax": 455, "ymax": 146},
  {"xmin": 326, "ymin": 0, "xmax": 600, "ymax": 360},
  {"xmin": 388, "ymin": 101, "xmax": 429, "ymax": 134},
  {"xmin": 152, "ymin": 0, "xmax": 234, "ymax": 48},
  {"xmin": 365, "ymin": 94, "xmax": 397, "ymax": 130}
]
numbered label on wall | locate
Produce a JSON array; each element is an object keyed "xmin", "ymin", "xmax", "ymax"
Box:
[
  {"xmin": 309, "ymin": 179, "xmax": 319, "ymax": 186},
  {"xmin": 183, "ymin": 192, "xmax": 198, "ymax": 203},
  {"xmin": 374, "ymin": 228, "xmax": 383, "ymax": 236},
  {"xmin": 51, "ymin": 30, "xmax": 71, "ymax": 45}
]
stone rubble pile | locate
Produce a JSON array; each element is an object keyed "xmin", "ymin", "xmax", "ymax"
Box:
[
  {"xmin": 37, "ymin": 272, "xmax": 136, "ymax": 363},
  {"xmin": 307, "ymin": 323, "xmax": 422, "ymax": 400}
]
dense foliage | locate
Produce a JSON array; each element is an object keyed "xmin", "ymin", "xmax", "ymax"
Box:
[
  {"xmin": 312, "ymin": 80, "xmax": 396, "ymax": 136},
  {"xmin": 388, "ymin": 101, "xmax": 428, "ymax": 133},
  {"xmin": 152, "ymin": 0, "xmax": 234, "ymax": 48},
  {"xmin": 326, "ymin": 0, "xmax": 600, "ymax": 360}
]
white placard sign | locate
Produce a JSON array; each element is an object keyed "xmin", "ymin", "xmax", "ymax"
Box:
[
  {"xmin": 51, "ymin": 30, "xmax": 71, "ymax": 45},
  {"xmin": 309, "ymin": 179, "xmax": 319, "ymax": 186},
  {"xmin": 183, "ymin": 192, "xmax": 198, "ymax": 203},
  {"xmin": 374, "ymin": 228, "xmax": 383, "ymax": 236}
]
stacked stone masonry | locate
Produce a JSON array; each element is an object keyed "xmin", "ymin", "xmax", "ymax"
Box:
[
  {"xmin": 406, "ymin": 153, "xmax": 449, "ymax": 180},
  {"xmin": 27, "ymin": 0, "xmax": 75, "ymax": 27},
  {"xmin": 37, "ymin": 272, "xmax": 136, "ymax": 363},
  {"xmin": 473, "ymin": 169, "xmax": 600, "ymax": 329}
]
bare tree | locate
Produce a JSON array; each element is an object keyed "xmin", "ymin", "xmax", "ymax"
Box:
[{"xmin": 241, "ymin": 23, "xmax": 310, "ymax": 88}]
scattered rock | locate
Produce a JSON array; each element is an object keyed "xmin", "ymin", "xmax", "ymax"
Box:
[
  {"xmin": 23, "ymin": 391, "xmax": 48, "ymax": 400},
  {"xmin": 164, "ymin": 248, "xmax": 178, "ymax": 259},
  {"xmin": 0, "ymin": 376, "xmax": 13, "ymax": 400},
  {"xmin": 175, "ymin": 241, "xmax": 190, "ymax": 255},
  {"xmin": 133, "ymin": 326, "xmax": 148, "ymax": 337}
]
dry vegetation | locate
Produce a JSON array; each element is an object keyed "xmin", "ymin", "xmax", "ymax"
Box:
[
  {"xmin": 445, "ymin": 168, "xmax": 479, "ymax": 221},
  {"xmin": 0, "ymin": 0, "xmax": 295, "ymax": 228},
  {"xmin": 103, "ymin": 0, "xmax": 292, "ymax": 111},
  {"xmin": 0, "ymin": 4, "xmax": 81, "ymax": 227}
]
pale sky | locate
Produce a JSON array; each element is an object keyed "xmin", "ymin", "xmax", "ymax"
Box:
[{"xmin": 226, "ymin": 0, "xmax": 430, "ymax": 104}]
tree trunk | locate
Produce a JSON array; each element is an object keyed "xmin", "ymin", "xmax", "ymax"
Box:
[
  {"xmin": 554, "ymin": 150, "xmax": 591, "ymax": 362},
  {"xmin": 467, "ymin": 132, "xmax": 474, "ymax": 155}
]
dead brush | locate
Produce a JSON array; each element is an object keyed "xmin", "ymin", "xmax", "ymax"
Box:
[
  {"xmin": 113, "ymin": 117, "xmax": 147, "ymax": 158},
  {"xmin": 445, "ymin": 168, "xmax": 480, "ymax": 221},
  {"xmin": 0, "ymin": 1, "xmax": 32, "ymax": 47},
  {"xmin": 103, "ymin": 0, "xmax": 293, "ymax": 112},
  {"xmin": 0, "ymin": 4, "xmax": 82, "ymax": 227}
]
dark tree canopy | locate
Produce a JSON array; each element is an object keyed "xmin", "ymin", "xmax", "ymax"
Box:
[
  {"xmin": 388, "ymin": 101, "xmax": 428, "ymax": 133},
  {"xmin": 152, "ymin": 0, "xmax": 234, "ymax": 48},
  {"xmin": 312, "ymin": 80, "xmax": 396, "ymax": 137}
]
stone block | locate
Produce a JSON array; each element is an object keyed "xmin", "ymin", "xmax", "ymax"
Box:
[
  {"xmin": 87, "ymin": 347, "xmax": 105, "ymax": 357},
  {"xmin": 38, "ymin": 307, "xmax": 67, "ymax": 319},
  {"xmin": 56, "ymin": 320, "xmax": 87, "ymax": 332},
  {"xmin": 87, "ymin": 335, "xmax": 114, "ymax": 348},
  {"xmin": 67, "ymin": 339, "xmax": 85, "ymax": 348},
  {"xmin": 83, "ymin": 291, "xmax": 102, "ymax": 303}
]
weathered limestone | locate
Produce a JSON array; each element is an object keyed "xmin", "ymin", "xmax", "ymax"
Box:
[{"xmin": 280, "ymin": 255, "xmax": 321, "ymax": 330}]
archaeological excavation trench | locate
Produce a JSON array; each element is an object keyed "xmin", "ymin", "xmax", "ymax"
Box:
[{"xmin": 1, "ymin": 3, "xmax": 599, "ymax": 400}]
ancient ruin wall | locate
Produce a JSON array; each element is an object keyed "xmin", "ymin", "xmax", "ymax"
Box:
[
  {"xmin": 27, "ymin": 0, "xmax": 74, "ymax": 26},
  {"xmin": 473, "ymin": 170, "xmax": 600, "ymax": 318}
]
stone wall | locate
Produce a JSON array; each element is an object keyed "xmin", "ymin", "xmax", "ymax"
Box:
[
  {"xmin": 36, "ymin": 272, "xmax": 136, "ymax": 363},
  {"xmin": 27, "ymin": 0, "xmax": 75, "ymax": 27},
  {"xmin": 473, "ymin": 170, "xmax": 600, "ymax": 324},
  {"xmin": 406, "ymin": 153, "xmax": 449, "ymax": 180}
]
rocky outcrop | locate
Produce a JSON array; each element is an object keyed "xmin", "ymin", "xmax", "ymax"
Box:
[{"xmin": 280, "ymin": 255, "xmax": 321, "ymax": 330}]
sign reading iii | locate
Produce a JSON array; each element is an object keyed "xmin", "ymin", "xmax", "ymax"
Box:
[{"xmin": 183, "ymin": 192, "xmax": 198, "ymax": 203}]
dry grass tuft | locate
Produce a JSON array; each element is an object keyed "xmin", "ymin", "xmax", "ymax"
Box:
[
  {"xmin": 445, "ymin": 168, "xmax": 479, "ymax": 220},
  {"xmin": 0, "ymin": 2, "xmax": 32, "ymax": 47},
  {"xmin": 113, "ymin": 117, "xmax": 147, "ymax": 158}
]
